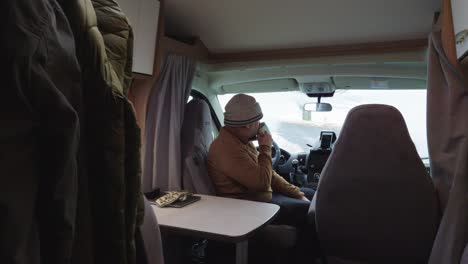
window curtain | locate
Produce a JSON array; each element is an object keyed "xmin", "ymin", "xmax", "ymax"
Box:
[
  {"xmin": 143, "ymin": 54, "xmax": 196, "ymax": 192},
  {"xmin": 427, "ymin": 31, "xmax": 468, "ymax": 264}
]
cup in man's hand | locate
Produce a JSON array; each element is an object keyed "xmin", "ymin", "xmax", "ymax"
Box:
[{"xmin": 258, "ymin": 122, "xmax": 271, "ymax": 136}]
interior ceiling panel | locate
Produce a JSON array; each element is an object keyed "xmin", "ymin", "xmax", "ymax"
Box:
[{"xmin": 165, "ymin": 0, "xmax": 440, "ymax": 53}]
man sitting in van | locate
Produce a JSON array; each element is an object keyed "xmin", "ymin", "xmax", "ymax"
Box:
[{"xmin": 207, "ymin": 94, "xmax": 315, "ymax": 227}]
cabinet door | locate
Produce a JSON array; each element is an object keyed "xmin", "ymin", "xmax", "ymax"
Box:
[{"xmin": 119, "ymin": 0, "xmax": 160, "ymax": 75}]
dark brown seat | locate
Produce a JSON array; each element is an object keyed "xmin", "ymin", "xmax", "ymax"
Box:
[{"xmin": 310, "ymin": 104, "xmax": 439, "ymax": 264}]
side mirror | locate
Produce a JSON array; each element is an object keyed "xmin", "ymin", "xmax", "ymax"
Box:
[{"xmin": 304, "ymin": 103, "xmax": 332, "ymax": 112}]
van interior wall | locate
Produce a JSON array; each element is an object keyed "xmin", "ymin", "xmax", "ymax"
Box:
[
  {"xmin": 130, "ymin": 42, "xmax": 431, "ymax": 148},
  {"xmin": 128, "ymin": 0, "xmax": 210, "ymax": 147},
  {"xmin": 128, "ymin": 36, "xmax": 209, "ymax": 142},
  {"xmin": 129, "ymin": 0, "xmax": 466, "ymax": 150}
]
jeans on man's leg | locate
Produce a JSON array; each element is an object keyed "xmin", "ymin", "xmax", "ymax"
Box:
[{"xmin": 270, "ymin": 187, "xmax": 315, "ymax": 227}]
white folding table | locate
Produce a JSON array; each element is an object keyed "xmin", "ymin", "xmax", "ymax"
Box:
[{"xmin": 152, "ymin": 194, "xmax": 279, "ymax": 264}]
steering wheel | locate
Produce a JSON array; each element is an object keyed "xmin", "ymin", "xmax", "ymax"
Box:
[
  {"xmin": 271, "ymin": 140, "xmax": 281, "ymax": 170},
  {"xmin": 256, "ymin": 140, "xmax": 281, "ymax": 170}
]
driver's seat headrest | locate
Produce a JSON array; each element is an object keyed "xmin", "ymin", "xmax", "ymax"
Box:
[
  {"xmin": 314, "ymin": 104, "xmax": 439, "ymax": 263},
  {"xmin": 181, "ymin": 99, "xmax": 216, "ymax": 195}
]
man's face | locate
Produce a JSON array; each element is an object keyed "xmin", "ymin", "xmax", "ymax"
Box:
[{"xmin": 246, "ymin": 121, "xmax": 260, "ymax": 140}]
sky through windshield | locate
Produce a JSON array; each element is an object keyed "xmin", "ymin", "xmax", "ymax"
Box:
[{"xmin": 218, "ymin": 90, "xmax": 427, "ymax": 158}]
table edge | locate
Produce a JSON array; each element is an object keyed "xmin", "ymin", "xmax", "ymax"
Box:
[{"xmin": 156, "ymin": 202, "xmax": 280, "ymax": 243}]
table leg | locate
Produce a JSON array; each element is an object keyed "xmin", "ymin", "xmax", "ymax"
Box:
[{"xmin": 236, "ymin": 240, "xmax": 248, "ymax": 264}]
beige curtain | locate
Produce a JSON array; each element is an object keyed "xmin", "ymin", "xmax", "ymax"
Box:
[
  {"xmin": 143, "ymin": 54, "xmax": 196, "ymax": 192},
  {"xmin": 427, "ymin": 31, "xmax": 468, "ymax": 264}
]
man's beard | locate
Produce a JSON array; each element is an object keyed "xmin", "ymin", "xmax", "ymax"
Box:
[{"xmin": 248, "ymin": 129, "xmax": 259, "ymax": 142}]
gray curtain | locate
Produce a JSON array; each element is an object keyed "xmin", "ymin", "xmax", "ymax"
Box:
[
  {"xmin": 427, "ymin": 31, "xmax": 468, "ymax": 264},
  {"xmin": 143, "ymin": 54, "xmax": 196, "ymax": 192}
]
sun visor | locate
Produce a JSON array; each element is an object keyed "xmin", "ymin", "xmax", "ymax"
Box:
[{"xmin": 333, "ymin": 77, "xmax": 426, "ymax": 90}]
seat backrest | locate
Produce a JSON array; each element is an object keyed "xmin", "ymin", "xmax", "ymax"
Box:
[
  {"xmin": 314, "ymin": 104, "xmax": 439, "ymax": 264},
  {"xmin": 181, "ymin": 99, "xmax": 216, "ymax": 195}
]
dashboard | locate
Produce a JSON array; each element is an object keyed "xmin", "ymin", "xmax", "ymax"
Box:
[
  {"xmin": 276, "ymin": 148, "xmax": 330, "ymax": 188},
  {"xmin": 276, "ymin": 148, "xmax": 432, "ymax": 188},
  {"xmin": 275, "ymin": 131, "xmax": 336, "ymax": 188}
]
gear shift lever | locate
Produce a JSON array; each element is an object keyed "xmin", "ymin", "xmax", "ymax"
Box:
[
  {"xmin": 290, "ymin": 159, "xmax": 299, "ymax": 184},
  {"xmin": 292, "ymin": 159, "xmax": 299, "ymax": 173}
]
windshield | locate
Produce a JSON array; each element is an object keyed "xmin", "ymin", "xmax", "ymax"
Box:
[{"xmin": 218, "ymin": 90, "xmax": 428, "ymax": 158}]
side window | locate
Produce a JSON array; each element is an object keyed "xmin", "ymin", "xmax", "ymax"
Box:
[{"xmin": 187, "ymin": 95, "xmax": 193, "ymax": 103}]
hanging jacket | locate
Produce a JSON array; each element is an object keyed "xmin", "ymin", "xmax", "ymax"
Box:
[
  {"xmin": 91, "ymin": 6, "xmax": 144, "ymax": 258},
  {"xmin": 92, "ymin": 0, "xmax": 134, "ymax": 95},
  {"xmin": 1, "ymin": 0, "xmax": 81, "ymax": 263},
  {"xmin": 58, "ymin": 0, "xmax": 144, "ymax": 264}
]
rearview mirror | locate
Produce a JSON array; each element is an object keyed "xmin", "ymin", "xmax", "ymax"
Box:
[{"xmin": 303, "ymin": 103, "xmax": 332, "ymax": 112}]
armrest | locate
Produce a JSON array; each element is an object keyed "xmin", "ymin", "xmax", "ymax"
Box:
[{"xmin": 307, "ymin": 193, "xmax": 317, "ymax": 225}]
